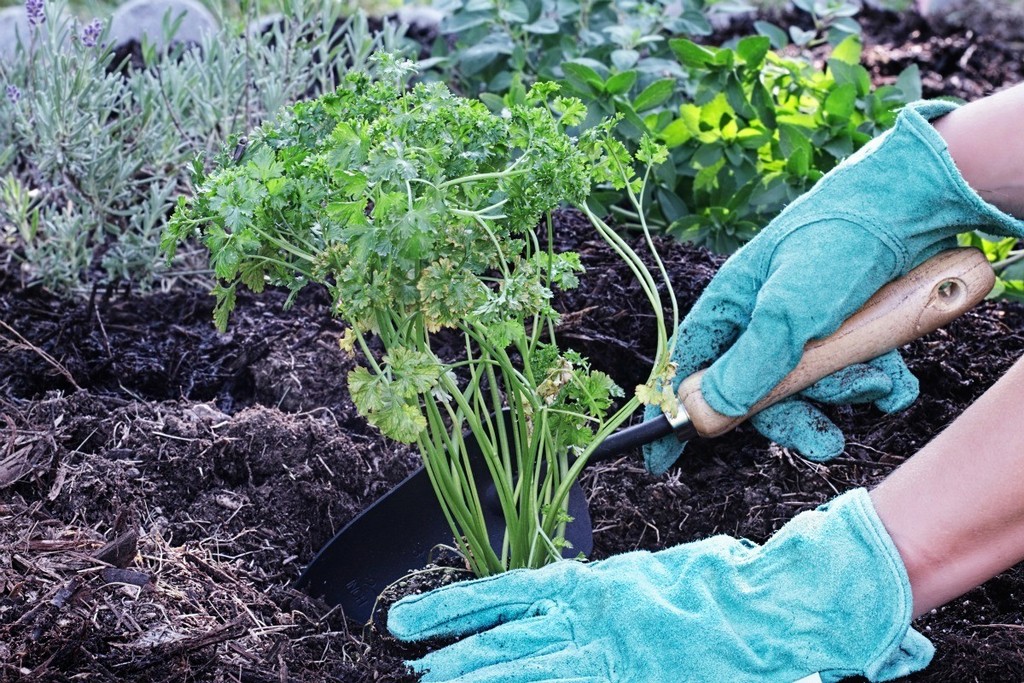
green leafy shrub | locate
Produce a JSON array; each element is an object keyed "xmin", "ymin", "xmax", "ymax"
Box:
[
  {"xmin": 417, "ymin": 0, "xmax": 866, "ymax": 99},
  {"xmin": 958, "ymin": 232, "xmax": 1024, "ymax": 302},
  {"xmin": 420, "ymin": 0, "xmax": 713, "ymax": 96},
  {"xmin": 755, "ymin": 0, "xmax": 864, "ymax": 48},
  {"xmin": 165, "ymin": 57, "xmax": 676, "ymax": 576},
  {"xmin": 553, "ymin": 34, "xmax": 921, "ymax": 252},
  {"xmin": 410, "ymin": 0, "xmax": 919, "ymax": 253},
  {"xmin": 0, "ymin": 0, "xmax": 403, "ymax": 295},
  {"xmin": 654, "ymin": 35, "xmax": 920, "ymax": 251}
]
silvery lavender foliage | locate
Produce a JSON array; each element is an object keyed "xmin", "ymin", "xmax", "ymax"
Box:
[
  {"xmin": 80, "ymin": 19, "xmax": 102, "ymax": 47},
  {"xmin": 25, "ymin": 0, "xmax": 45, "ymax": 27},
  {"xmin": 1, "ymin": 0, "xmax": 407, "ymax": 295}
]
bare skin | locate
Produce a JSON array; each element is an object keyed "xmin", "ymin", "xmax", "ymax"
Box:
[
  {"xmin": 871, "ymin": 354, "xmax": 1024, "ymax": 618},
  {"xmin": 933, "ymin": 83, "xmax": 1024, "ymax": 218},
  {"xmin": 871, "ymin": 85, "xmax": 1024, "ymax": 618}
]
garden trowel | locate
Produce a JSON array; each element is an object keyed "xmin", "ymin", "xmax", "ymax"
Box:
[{"xmin": 297, "ymin": 248, "xmax": 995, "ymax": 624}]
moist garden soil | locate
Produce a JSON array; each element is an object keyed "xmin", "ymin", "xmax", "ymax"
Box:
[{"xmin": 2, "ymin": 6, "xmax": 1024, "ymax": 682}]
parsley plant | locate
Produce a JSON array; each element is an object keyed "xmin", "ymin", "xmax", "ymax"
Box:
[{"xmin": 165, "ymin": 56, "xmax": 676, "ymax": 576}]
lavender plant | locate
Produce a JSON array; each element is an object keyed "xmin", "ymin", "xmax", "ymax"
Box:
[{"xmin": 0, "ymin": 0, "xmax": 406, "ymax": 295}]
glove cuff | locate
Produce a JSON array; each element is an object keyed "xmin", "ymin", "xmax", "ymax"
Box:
[
  {"xmin": 897, "ymin": 100, "xmax": 1024, "ymax": 249},
  {"xmin": 815, "ymin": 488, "xmax": 935, "ymax": 681},
  {"xmin": 828, "ymin": 489, "xmax": 931, "ymax": 678}
]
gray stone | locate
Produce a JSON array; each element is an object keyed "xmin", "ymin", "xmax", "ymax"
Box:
[
  {"xmin": 108, "ymin": 0, "xmax": 218, "ymax": 50},
  {"xmin": 0, "ymin": 6, "xmax": 35, "ymax": 59},
  {"xmin": 395, "ymin": 5, "xmax": 445, "ymax": 31},
  {"xmin": 0, "ymin": 5, "xmax": 74, "ymax": 60}
]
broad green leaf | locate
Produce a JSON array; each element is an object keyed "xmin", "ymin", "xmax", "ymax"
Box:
[
  {"xmin": 724, "ymin": 74, "xmax": 755, "ymax": 120},
  {"xmin": 736, "ymin": 35, "xmax": 770, "ymax": 68},
  {"xmin": 699, "ymin": 92, "xmax": 733, "ymax": 129},
  {"xmin": 895, "ymin": 64, "xmax": 922, "ymax": 102},
  {"xmin": 632, "ymin": 79, "xmax": 676, "ymax": 112},
  {"xmin": 789, "ymin": 26, "xmax": 816, "ymax": 46},
  {"xmin": 754, "ymin": 20, "xmax": 788, "ymax": 49},
  {"xmin": 479, "ymin": 92, "xmax": 506, "ymax": 111},
  {"xmin": 736, "ymin": 126, "xmax": 770, "ymax": 149},
  {"xmin": 711, "ymin": 47, "xmax": 735, "ymax": 68},
  {"xmin": 694, "ymin": 156, "xmax": 725, "ymax": 192},
  {"xmin": 562, "ymin": 62, "xmax": 606, "ymax": 93},
  {"xmin": 498, "ymin": 0, "xmax": 529, "ymax": 22},
  {"xmin": 751, "ymin": 82, "xmax": 776, "ymax": 128},
  {"xmin": 658, "ymin": 116, "xmax": 693, "ymax": 147},
  {"xmin": 460, "ymin": 33, "xmax": 515, "ymax": 75},
  {"xmin": 821, "ymin": 132, "xmax": 854, "ymax": 159},
  {"xmin": 523, "ymin": 17, "xmax": 559, "ymax": 33},
  {"xmin": 442, "ymin": 11, "xmax": 490, "ymax": 32},
  {"xmin": 779, "ymin": 123, "xmax": 813, "ymax": 163},
  {"xmin": 828, "ymin": 59, "xmax": 872, "ymax": 96},
  {"xmin": 656, "ymin": 187, "xmax": 689, "ymax": 223},
  {"xmin": 611, "ymin": 49, "xmax": 640, "ymax": 71},
  {"xmin": 604, "ymin": 70, "xmax": 637, "ymax": 95},
  {"xmin": 830, "ymin": 34, "xmax": 862, "ymax": 66},
  {"xmin": 669, "ymin": 38, "xmax": 715, "ymax": 68},
  {"xmin": 829, "ymin": 16, "xmax": 861, "ymax": 36},
  {"xmin": 824, "ymin": 82, "xmax": 857, "ymax": 121},
  {"xmin": 786, "ymin": 146, "xmax": 811, "ymax": 177}
]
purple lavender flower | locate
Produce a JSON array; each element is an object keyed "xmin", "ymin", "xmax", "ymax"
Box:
[
  {"xmin": 6, "ymin": 85, "xmax": 21, "ymax": 104},
  {"xmin": 81, "ymin": 18, "xmax": 102, "ymax": 47},
  {"xmin": 25, "ymin": 0, "xmax": 45, "ymax": 27}
]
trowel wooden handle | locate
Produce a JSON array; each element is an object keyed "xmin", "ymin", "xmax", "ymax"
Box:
[{"xmin": 677, "ymin": 248, "xmax": 995, "ymax": 439}]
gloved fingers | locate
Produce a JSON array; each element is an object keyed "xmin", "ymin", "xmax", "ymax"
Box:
[
  {"xmin": 415, "ymin": 643, "xmax": 608, "ymax": 683},
  {"xmin": 800, "ymin": 363, "xmax": 894, "ymax": 405},
  {"xmin": 702, "ymin": 224, "xmax": 899, "ymax": 417},
  {"xmin": 866, "ymin": 350, "xmax": 919, "ymax": 413},
  {"xmin": 409, "ymin": 616, "xmax": 567, "ymax": 682},
  {"xmin": 387, "ymin": 570, "xmax": 557, "ymax": 641},
  {"xmin": 641, "ymin": 402, "xmax": 688, "ymax": 475},
  {"xmin": 750, "ymin": 399, "xmax": 845, "ymax": 462},
  {"xmin": 666, "ymin": 256, "xmax": 761, "ymax": 383},
  {"xmin": 800, "ymin": 352, "xmax": 918, "ymax": 412},
  {"xmin": 642, "ymin": 257, "xmax": 759, "ymax": 475}
]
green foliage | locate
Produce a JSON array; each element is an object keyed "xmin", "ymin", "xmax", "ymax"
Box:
[
  {"xmin": 959, "ymin": 232, "xmax": 1024, "ymax": 302},
  {"xmin": 167, "ymin": 60, "xmax": 675, "ymax": 576},
  {"xmin": 418, "ymin": 0, "xmax": 866, "ymax": 100},
  {"xmin": 757, "ymin": 0, "xmax": 864, "ymax": 48},
  {"xmin": 413, "ymin": 0, "xmax": 919, "ymax": 254},
  {"xmin": 0, "ymin": 0, "xmax": 403, "ymax": 295},
  {"xmin": 554, "ymin": 34, "xmax": 920, "ymax": 252},
  {"xmin": 422, "ymin": 0, "xmax": 713, "ymax": 96}
]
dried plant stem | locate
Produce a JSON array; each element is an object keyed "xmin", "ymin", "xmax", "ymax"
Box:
[{"xmin": 0, "ymin": 319, "xmax": 82, "ymax": 391}]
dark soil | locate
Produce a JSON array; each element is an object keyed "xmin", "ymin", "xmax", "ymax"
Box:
[{"xmin": 3, "ymin": 6, "xmax": 1024, "ymax": 683}]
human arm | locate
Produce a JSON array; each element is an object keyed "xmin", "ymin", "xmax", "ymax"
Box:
[{"xmin": 872, "ymin": 352, "xmax": 1024, "ymax": 617}]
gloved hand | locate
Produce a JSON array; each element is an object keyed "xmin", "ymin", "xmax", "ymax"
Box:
[
  {"xmin": 388, "ymin": 488, "xmax": 934, "ymax": 683},
  {"xmin": 644, "ymin": 100, "xmax": 1024, "ymax": 474}
]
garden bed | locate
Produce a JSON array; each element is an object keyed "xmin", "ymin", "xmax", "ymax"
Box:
[{"xmin": 3, "ymin": 6, "xmax": 1024, "ymax": 683}]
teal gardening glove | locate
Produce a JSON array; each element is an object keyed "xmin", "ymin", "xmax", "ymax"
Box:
[
  {"xmin": 388, "ymin": 488, "xmax": 933, "ymax": 682},
  {"xmin": 644, "ymin": 100, "xmax": 1024, "ymax": 473}
]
